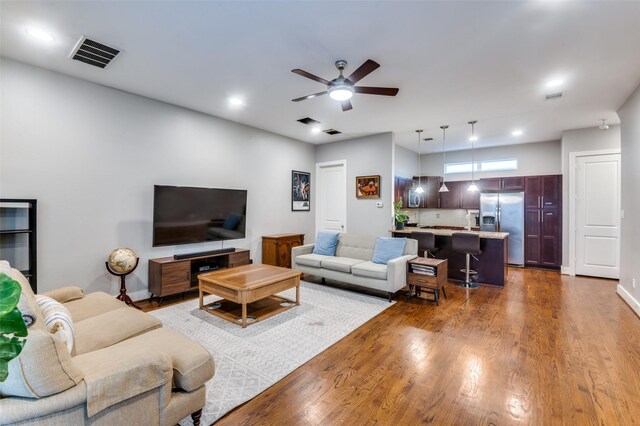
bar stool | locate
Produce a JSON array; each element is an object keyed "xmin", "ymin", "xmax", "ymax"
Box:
[
  {"xmin": 410, "ymin": 231, "xmax": 439, "ymax": 258},
  {"xmin": 452, "ymin": 232, "xmax": 482, "ymax": 289}
]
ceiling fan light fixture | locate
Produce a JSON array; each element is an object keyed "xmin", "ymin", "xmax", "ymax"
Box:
[
  {"xmin": 328, "ymin": 84, "xmax": 354, "ymax": 101},
  {"xmin": 599, "ymin": 119, "xmax": 609, "ymax": 130}
]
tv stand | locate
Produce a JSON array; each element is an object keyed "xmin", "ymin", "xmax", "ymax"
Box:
[{"xmin": 149, "ymin": 248, "xmax": 250, "ymax": 305}]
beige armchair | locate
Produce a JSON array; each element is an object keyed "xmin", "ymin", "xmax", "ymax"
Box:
[{"xmin": 0, "ymin": 268, "xmax": 214, "ymax": 425}]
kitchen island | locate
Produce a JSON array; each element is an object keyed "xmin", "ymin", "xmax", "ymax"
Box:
[{"xmin": 392, "ymin": 227, "xmax": 509, "ymax": 286}]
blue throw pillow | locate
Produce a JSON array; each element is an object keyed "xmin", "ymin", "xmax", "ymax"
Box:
[
  {"xmin": 312, "ymin": 231, "xmax": 340, "ymax": 256},
  {"xmin": 223, "ymin": 213, "xmax": 242, "ymax": 230},
  {"xmin": 372, "ymin": 237, "xmax": 407, "ymax": 264}
]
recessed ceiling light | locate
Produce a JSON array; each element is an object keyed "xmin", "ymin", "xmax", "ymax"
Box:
[
  {"xmin": 546, "ymin": 79, "xmax": 564, "ymax": 88},
  {"xmin": 228, "ymin": 97, "xmax": 244, "ymax": 108},
  {"xmin": 25, "ymin": 27, "xmax": 53, "ymax": 42},
  {"xmin": 512, "ymin": 130, "xmax": 523, "ymax": 136},
  {"xmin": 469, "ymin": 136, "xmax": 478, "ymax": 142},
  {"xmin": 311, "ymin": 126, "xmax": 322, "ymax": 134}
]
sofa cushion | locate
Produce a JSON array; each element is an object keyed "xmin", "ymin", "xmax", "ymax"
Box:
[
  {"xmin": 321, "ymin": 257, "xmax": 366, "ymax": 273},
  {"xmin": 107, "ymin": 328, "xmax": 215, "ymax": 392},
  {"xmin": 312, "ymin": 230, "xmax": 340, "ymax": 256},
  {"xmin": 352, "ymin": 261, "xmax": 388, "ymax": 280},
  {"xmin": 334, "ymin": 234, "xmax": 376, "ymax": 261},
  {"xmin": 42, "ymin": 286, "xmax": 85, "ymax": 304},
  {"xmin": 372, "ymin": 237, "xmax": 407, "ymax": 264},
  {"xmin": 34, "ymin": 295, "xmax": 75, "ymax": 354},
  {"xmin": 64, "ymin": 291, "xmax": 127, "ymax": 322},
  {"xmin": 295, "ymin": 253, "xmax": 332, "ymax": 268},
  {"xmin": 73, "ymin": 306, "xmax": 162, "ymax": 355},
  {"xmin": 0, "ymin": 329, "xmax": 84, "ymax": 398}
]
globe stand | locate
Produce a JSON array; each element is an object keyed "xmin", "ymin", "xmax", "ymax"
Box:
[{"xmin": 106, "ymin": 258, "xmax": 141, "ymax": 310}]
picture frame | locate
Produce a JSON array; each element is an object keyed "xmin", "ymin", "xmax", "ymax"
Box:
[
  {"xmin": 356, "ymin": 175, "xmax": 381, "ymax": 199},
  {"xmin": 292, "ymin": 170, "xmax": 311, "ymax": 211}
]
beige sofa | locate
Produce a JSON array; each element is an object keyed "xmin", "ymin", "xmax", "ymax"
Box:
[
  {"xmin": 292, "ymin": 234, "xmax": 417, "ymax": 301},
  {"xmin": 0, "ymin": 268, "xmax": 214, "ymax": 425}
]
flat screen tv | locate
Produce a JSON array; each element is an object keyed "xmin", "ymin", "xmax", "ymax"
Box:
[{"xmin": 153, "ymin": 185, "xmax": 247, "ymax": 247}]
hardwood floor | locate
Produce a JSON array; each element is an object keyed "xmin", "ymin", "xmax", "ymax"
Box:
[{"xmin": 204, "ymin": 268, "xmax": 640, "ymax": 425}]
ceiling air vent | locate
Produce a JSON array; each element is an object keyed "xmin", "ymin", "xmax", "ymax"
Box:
[
  {"xmin": 545, "ymin": 91, "xmax": 565, "ymax": 101},
  {"xmin": 70, "ymin": 36, "xmax": 120, "ymax": 69},
  {"xmin": 297, "ymin": 117, "xmax": 321, "ymax": 125},
  {"xmin": 323, "ymin": 129, "xmax": 341, "ymax": 135}
]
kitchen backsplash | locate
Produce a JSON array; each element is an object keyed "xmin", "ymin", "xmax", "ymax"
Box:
[{"xmin": 415, "ymin": 209, "xmax": 479, "ymax": 227}]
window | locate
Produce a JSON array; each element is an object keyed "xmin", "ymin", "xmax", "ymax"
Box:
[{"xmin": 444, "ymin": 159, "xmax": 518, "ymax": 174}]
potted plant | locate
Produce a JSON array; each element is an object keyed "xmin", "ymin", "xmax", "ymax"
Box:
[
  {"xmin": 0, "ymin": 273, "xmax": 27, "ymax": 382},
  {"xmin": 393, "ymin": 200, "xmax": 409, "ymax": 230}
]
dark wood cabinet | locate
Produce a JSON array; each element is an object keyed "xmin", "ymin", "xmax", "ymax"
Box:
[
  {"xmin": 437, "ymin": 180, "xmax": 480, "ymax": 210},
  {"xmin": 393, "ymin": 176, "xmax": 412, "ymax": 208},
  {"xmin": 149, "ymin": 249, "xmax": 251, "ymax": 301},
  {"xmin": 439, "ymin": 181, "xmax": 461, "ymax": 209},
  {"xmin": 460, "ymin": 181, "xmax": 480, "ymax": 210},
  {"xmin": 413, "ymin": 176, "xmax": 441, "ymax": 208},
  {"xmin": 262, "ymin": 233, "xmax": 305, "ymax": 268},
  {"xmin": 524, "ymin": 175, "xmax": 562, "ymax": 268},
  {"xmin": 479, "ymin": 177, "xmax": 524, "ymax": 191}
]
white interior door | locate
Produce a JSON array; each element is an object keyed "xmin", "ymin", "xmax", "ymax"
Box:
[
  {"xmin": 575, "ymin": 153, "xmax": 621, "ymax": 279},
  {"xmin": 316, "ymin": 160, "xmax": 346, "ymax": 233}
]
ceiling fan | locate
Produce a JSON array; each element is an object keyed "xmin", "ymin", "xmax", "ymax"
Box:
[{"xmin": 291, "ymin": 59, "xmax": 399, "ymax": 111}]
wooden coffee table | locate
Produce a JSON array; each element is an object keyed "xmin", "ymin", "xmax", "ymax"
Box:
[{"xmin": 198, "ymin": 264, "xmax": 301, "ymax": 328}]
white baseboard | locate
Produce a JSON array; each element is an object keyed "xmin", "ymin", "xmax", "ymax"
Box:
[
  {"xmin": 617, "ymin": 284, "xmax": 640, "ymax": 318},
  {"xmin": 560, "ymin": 266, "xmax": 571, "ymax": 275}
]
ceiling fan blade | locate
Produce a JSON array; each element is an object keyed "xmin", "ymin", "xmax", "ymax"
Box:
[
  {"xmin": 346, "ymin": 59, "xmax": 380, "ymax": 84},
  {"xmin": 354, "ymin": 86, "xmax": 399, "ymax": 96},
  {"xmin": 291, "ymin": 91, "xmax": 328, "ymax": 102},
  {"xmin": 341, "ymin": 100, "xmax": 353, "ymax": 111},
  {"xmin": 291, "ymin": 69, "xmax": 331, "ymax": 85}
]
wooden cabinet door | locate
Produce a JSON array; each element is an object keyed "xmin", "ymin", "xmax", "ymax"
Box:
[
  {"xmin": 479, "ymin": 178, "xmax": 501, "ymax": 191},
  {"xmin": 540, "ymin": 209, "xmax": 560, "ymax": 266},
  {"xmin": 502, "ymin": 177, "xmax": 525, "ymax": 190},
  {"xmin": 425, "ymin": 176, "xmax": 442, "ymax": 208},
  {"xmin": 524, "ymin": 209, "xmax": 541, "ymax": 265},
  {"xmin": 525, "ymin": 176, "xmax": 542, "ymax": 209},
  {"xmin": 542, "ymin": 175, "xmax": 561, "ymax": 209},
  {"xmin": 460, "ymin": 181, "xmax": 480, "ymax": 210},
  {"xmin": 439, "ymin": 181, "xmax": 461, "ymax": 209}
]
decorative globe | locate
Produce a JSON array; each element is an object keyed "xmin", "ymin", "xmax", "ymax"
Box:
[{"xmin": 107, "ymin": 248, "xmax": 138, "ymax": 275}]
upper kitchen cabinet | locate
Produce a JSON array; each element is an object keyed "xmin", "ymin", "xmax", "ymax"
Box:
[
  {"xmin": 479, "ymin": 177, "xmax": 525, "ymax": 191},
  {"xmin": 525, "ymin": 175, "xmax": 561, "ymax": 209},
  {"xmin": 439, "ymin": 181, "xmax": 461, "ymax": 209},
  {"xmin": 393, "ymin": 176, "xmax": 413, "ymax": 208},
  {"xmin": 413, "ymin": 176, "xmax": 442, "ymax": 208},
  {"xmin": 460, "ymin": 181, "xmax": 480, "ymax": 210}
]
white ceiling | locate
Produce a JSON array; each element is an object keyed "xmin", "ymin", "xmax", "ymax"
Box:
[{"xmin": 2, "ymin": 1, "xmax": 640, "ymax": 153}]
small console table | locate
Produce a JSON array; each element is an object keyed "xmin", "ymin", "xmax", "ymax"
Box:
[
  {"xmin": 407, "ymin": 257, "xmax": 448, "ymax": 305},
  {"xmin": 148, "ymin": 249, "xmax": 250, "ymax": 305}
]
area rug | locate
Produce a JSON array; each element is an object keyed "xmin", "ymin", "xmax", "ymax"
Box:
[{"xmin": 149, "ymin": 281, "xmax": 394, "ymax": 425}]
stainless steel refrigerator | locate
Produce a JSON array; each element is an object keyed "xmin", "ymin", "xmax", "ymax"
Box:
[{"xmin": 480, "ymin": 192, "xmax": 524, "ymax": 266}]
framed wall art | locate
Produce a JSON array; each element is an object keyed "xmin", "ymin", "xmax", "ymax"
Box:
[
  {"xmin": 356, "ymin": 175, "xmax": 381, "ymax": 199},
  {"xmin": 292, "ymin": 170, "xmax": 311, "ymax": 211}
]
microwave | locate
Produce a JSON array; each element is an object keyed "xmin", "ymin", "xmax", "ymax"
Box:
[{"xmin": 407, "ymin": 190, "xmax": 421, "ymax": 208}]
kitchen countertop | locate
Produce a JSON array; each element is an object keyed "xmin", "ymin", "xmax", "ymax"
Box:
[{"xmin": 393, "ymin": 226, "xmax": 509, "ymax": 240}]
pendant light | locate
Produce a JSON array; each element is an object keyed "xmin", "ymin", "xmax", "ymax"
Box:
[
  {"xmin": 439, "ymin": 125, "xmax": 449, "ymax": 193},
  {"xmin": 414, "ymin": 129, "xmax": 424, "ymax": 194},
  {"xmin": 467, "ymin": 120, "xmax": 479, "ymax": 192}
]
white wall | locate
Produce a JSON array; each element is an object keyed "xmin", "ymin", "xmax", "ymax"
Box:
[
  {"xmin": 316, "ymin": 133, "xmax": 394, "ymax": 237},
  {"xmin": 394, "ymin": 143, "xmax": 418, "ymax": 179},
  {"xmin": 0, "ymin": 59, "xmax": 316, "ymax": 297},
  {"xmin": 560, "ymin": 126, "xmax": 621, "ymax": 269},
  {"xmin": 420, "ymin": 140, "xmax": 562, "ymax": 181},
  {"xmin": 618, "ymin": 83, "xmax": 640, "ymax": 316}
]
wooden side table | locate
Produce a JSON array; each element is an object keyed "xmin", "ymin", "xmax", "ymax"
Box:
[
  {"xmin": 407, "ymin": 257, "xmax": 448, "ymax": 305},
  {"xmin": 262, "ymin": 233, "xmax": 305, "ymax": 268}
]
